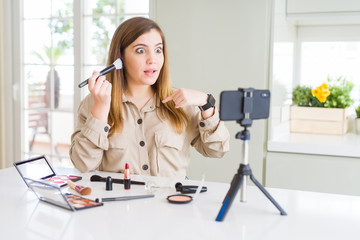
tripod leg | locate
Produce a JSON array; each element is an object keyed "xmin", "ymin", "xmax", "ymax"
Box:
[
  {"xmin": 249, "ymin": 174, "xmax": 287, "ymax": 216},
  {"xmin": 216, "ymin": 172, "xmax": 244, "ymax": 221}
]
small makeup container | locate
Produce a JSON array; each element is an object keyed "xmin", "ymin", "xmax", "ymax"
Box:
[
  {"xmin": 124, "ymin": 163, "xmax": 131, "ymax": 190},
  {"xmin": 106, "ymin": 176, "xmax": 113, "ymax": 191},
  {"xmin": 167, "ymin": 194, "xmax": 193, "ymax": 204}
]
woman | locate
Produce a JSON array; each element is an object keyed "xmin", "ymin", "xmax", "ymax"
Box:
[{"xmin": 70, "ymin": 17, "xmax": 229, "ymax": 178}]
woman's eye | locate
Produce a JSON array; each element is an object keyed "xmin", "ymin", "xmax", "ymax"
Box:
[
  {"xmin": 155, "ymin": 47, "xmax": 163, "ymax": 53},
  {"xmin": 136, "ymin": 48, "xmax": 145, "ymax": 54}
]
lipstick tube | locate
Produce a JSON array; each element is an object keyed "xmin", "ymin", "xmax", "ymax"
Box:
[{"xmin": 124, "ymin": 163, "xmax": 131, "ymax": 190}]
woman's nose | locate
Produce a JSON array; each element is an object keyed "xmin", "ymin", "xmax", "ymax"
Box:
[{"xmin": 146, "ymin": 52, "xmax": 156, "ymax": 64}]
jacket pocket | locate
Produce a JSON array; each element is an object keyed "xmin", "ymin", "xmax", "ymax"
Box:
[
  {"xmin": 154, "ymin": 132, "xmax": 186, "ymax": 176},
  {"xmin": 104, "ymin": 134, "xmax": 129, "ymax": 169},
  {"xmin": 155, "ymin": 131, "xmax": 184, "ymax": 150}
]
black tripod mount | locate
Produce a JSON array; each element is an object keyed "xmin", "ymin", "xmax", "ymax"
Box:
[{"xmin": 215, "ymin": 126, "xmax": 287, "ymax": 222}]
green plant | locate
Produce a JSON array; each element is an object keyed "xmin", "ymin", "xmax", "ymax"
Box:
[
  {"xmin": 292, "ymin": 85, "xmax": 313, "ymax": 106},
  {"xmin": 292, "ymin": 76, "xmax": 354, "ymax": 108},
  {"xmin": 325, "ymin": 77, "xmax": 354, "ymax": 108},
  {"xmin": 92, "ymin": 0, "xmax": 125, "ymax": 64},
  {"xmin": 32, "ymin": 3, "xmax": 73, "ymax": 65},
  {"xmin": 356, "ymin": 106, "xmax": 360, "ymax": 118}
]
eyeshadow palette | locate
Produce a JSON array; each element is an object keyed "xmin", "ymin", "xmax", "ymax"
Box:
[
  {"xmin": 14, "ymin": 155, "xmax": 82, "ymax": 187},
  {"xmin": 65, "ymin": 193, "xmax": 103, "ymax": 210},
  {"xmin": 25, "ymin": 178, "xmax": 103, "ymax": 211},
  {"xmin": 43, "ymin": 175, "xmax": 82, "ymax": 187}
]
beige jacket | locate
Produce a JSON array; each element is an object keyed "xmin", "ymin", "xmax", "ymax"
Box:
[{"xmin": 70, "ymin": 94, "xmax": 230, "ymax": 178}]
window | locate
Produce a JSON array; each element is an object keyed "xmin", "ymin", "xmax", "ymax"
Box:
[
  {"xmin": 269, "ymin": 0, "xmax": 360, "ymax": 158},
  {"xmin": 23, "ymin": 0, "xmax": 75, "ymax": 166},
  {"xmin": 21, "ymin": 0, "xmax": 149, "ymax": 167},
  {"xmin": 300, "ymin": 41, "xmax": 360, "ymax": 103}
]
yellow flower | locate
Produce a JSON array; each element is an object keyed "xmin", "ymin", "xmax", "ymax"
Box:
[
  {"xmin": 312, "ymin": 83, "xmax": 330, "ymax": 103},
  {"xmin": 321, "ymin": 83, "xmax": 329, "ymax": 89}
]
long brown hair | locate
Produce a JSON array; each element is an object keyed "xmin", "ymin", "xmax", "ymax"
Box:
[{"xmin": 106, "ymin": 17, "xmax": 189, "ymax": 136}]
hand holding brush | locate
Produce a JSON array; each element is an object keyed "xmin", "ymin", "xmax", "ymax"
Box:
[{"xmin": 67, "ymin": 180, "xmax": 92, "ymax": 195}]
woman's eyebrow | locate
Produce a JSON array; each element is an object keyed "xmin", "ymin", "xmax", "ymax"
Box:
[{"xmin": 133, "ymin": 42, "xmax": 163, "ymax": 48}]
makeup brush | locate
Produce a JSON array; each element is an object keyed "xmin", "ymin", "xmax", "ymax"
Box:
[
  {"xmin": 78, "ymin": 58, "xmax": 123, "ymax": 88},
  {"xmin": 67, "ymin": 180, "xmax": 92, "ymax": 195},
  {"xmin": 90, "ymin": 174, "xmax": 146, "ymax": 185}
]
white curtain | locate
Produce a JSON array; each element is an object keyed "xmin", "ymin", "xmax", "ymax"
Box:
[
  {"xmin": 0, "ymin": 0, "xmax": 6, "ymax": 168},
  {"xmin": 0, "ymin": 0, "xmax": 14, "ymax": 169}
]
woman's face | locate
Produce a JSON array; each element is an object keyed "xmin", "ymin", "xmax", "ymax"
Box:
[{"xmin": 124, "ymin": 29, "xmax": 164, "ymax": 87}]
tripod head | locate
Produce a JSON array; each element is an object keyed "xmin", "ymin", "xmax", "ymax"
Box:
[
  {"xmin": 236, "ymin": 88, "xmax": 254, "ymax": 141},
  {"xmin": 237, "ymin": 88, "xmax": 254, "ymax": 128}
]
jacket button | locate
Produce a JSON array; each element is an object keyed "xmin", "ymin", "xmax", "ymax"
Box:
[
  {"xmin": 200, "ymin": 122, "xmax": 205, "ymax": 127},
  {"xmin": 142, "ymin": 164, "xmax": 149, "ymax": 170},
  {"xmin": 139, "ymin": 141, "xmax": 145, "ymax": 147},
  {"xmin": 137, "ymin": 119, "xmax": 143, "ymax": 124},
  {"xmin": 104, "ymin": 126, "xmax": 109, "ymax": 132}
]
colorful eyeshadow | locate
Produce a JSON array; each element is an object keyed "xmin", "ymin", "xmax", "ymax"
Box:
[{"xmin": 68, "ymin": 176, "xmax": 79, "ymax": 180}]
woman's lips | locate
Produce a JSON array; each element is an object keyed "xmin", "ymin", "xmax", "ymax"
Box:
[{"xmin": 144, "ymin": 69, "xmax": 157, "ymax": 77}]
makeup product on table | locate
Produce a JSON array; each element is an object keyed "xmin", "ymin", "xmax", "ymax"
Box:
[
  {"xmin": 167, "ymin": 194, "xmax": 193, "ymax": 204},
  {"xmin": 25, "ymin": 178, "xmax": 103, "ymax": 211},
  {"xmin": 175, "ymin": 182, "xmax": 207, "ymax": 194},
  {"xmin": 90, "ymin": 175, "xmax": 145, "ymax": 185},
  {"xmin": 95, "ymin": 194, "xmax": 155, "ymax": 203},
  {"xmin": 78, "ymin": 58, "xmax": 123, "ymax": 88},
  {"xmin": 14, "ymin": 155, "xmax": 82, "ymax": 188},
  {"xmin": 67, "ymin": 180, "xmax": 92, "ymax": 195},
  {"xmin": 124, "ymin": 163, "xmax": 131, "ymax": 190},
  {"xmin": 106, "ymin": 176, "xmax": 113, "ymax": 191},
  {"xmin": 168, "ymin": 176, "xmax": 205, "ymax": 204}
]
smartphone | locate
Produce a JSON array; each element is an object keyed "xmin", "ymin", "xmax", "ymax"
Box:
[{"xmin": 219, "ymin": 88, "xmax": 270, "ymax": 121}]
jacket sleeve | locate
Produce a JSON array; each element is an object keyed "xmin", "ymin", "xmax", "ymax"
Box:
[
  {"xmin": 69, "ymin": 95, "xmax": 110, "ymax": 172},
  {"xmin": 190, "ymin": 108, "xmax": 230, "ymax": 158}
]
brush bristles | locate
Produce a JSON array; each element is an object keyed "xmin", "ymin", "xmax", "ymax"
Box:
[
  {"xmin": 113, "ymin": 58, "xmax": 123, "ymax": 69},
  {"xmin": 80, "ymin": 187, "xmax": 92, "ymax": 195}
]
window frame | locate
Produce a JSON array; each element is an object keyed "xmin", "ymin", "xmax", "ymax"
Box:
[
  {"xmin": 10, "ymin": 0, "xmax": 151, "ymax": 165},
  {"xmin": 268, "ymin": 24, "xmax": 360, "ymax": 157}
]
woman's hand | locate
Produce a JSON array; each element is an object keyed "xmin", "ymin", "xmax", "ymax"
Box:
[
  {"xmin": 162, "ymin": 88, "xmax": 215, "ymax": 119},
  {"xmin": 88, "ymin": 71, "xmax": 112, "ymax": 122}
]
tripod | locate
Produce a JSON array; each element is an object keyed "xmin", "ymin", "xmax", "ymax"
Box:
[{"xmin": 215, "ymin": 125, "xmax": 287, "ymax": 222}]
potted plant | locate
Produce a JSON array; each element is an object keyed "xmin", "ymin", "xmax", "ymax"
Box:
[{"xmin": 291, "ymin": 76, "xmax": 354, "ymax": 135}]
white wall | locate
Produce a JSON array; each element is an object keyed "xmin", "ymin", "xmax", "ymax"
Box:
[{"xmin": 153, "ymin": 0, "xmax": 273, "ymax": 183}]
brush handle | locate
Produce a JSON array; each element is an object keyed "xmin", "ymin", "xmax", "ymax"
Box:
[
  {"xmin": 67, "ymin": 180, "xmax": 92, "ymax": 195},
  {"xmin": 90, "ymin": 175, "xmax": 146, "ymax": 185},
  {"xmin": 78, "ymin": 79, "xmax": 89, "ymax": 88},
  {"xmin": 78, "ymin": 63, "xmax": 117, "ymax": 88},
  {"xmin": 67, "ymin": 180, "xmax": 78, "ymax": 190}
]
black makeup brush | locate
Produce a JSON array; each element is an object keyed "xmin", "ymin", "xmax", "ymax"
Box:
[
  {"xmin": 78, "ymin": 58, "xmax": 123, "ymax": 88},
  {"xmin": 90, "ymin": 174, "xmax": 145, "ymax": 185},
  {"xmin": 175, "ymin": 182, "xmax": 207, "ymax": 194}
]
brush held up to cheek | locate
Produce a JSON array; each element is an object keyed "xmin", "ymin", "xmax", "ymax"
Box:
[
  {"xmin": 78, "ymin": 58, "xmax": 124, "ymax": 88},
  {"xmin": 67, "ymin": 180, "xmax": 92, "ymax": 195}
]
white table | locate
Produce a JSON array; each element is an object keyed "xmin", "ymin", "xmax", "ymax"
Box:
[{"xmin": 1, "ymin": 166, "xmax": 360, "ymax": 240}]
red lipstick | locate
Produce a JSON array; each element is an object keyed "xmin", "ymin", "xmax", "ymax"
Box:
[{"xmin": 124, "ymin": 163, "xmax": 131, "ymax": 190}]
